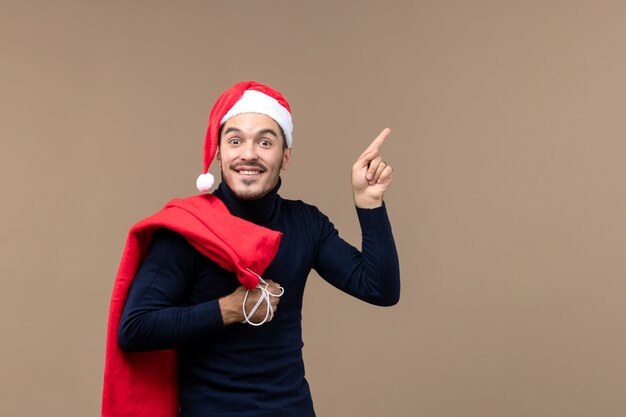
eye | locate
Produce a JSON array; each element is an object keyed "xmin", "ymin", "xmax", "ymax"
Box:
[
  {"xmin": 259, "ymin": 139, "xmax": 272, "ymax": 147},
  {"xmin": 228, "ymin": 138, "xmax": 241, "ymax": 145}
]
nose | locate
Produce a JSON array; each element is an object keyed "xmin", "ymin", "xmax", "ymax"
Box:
[{"xmin": 241, "ymin": 141, "xmax": 258, "ymax": 160}]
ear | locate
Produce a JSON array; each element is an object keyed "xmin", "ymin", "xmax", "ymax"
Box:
[
  {"xmin": 216, "ymin": 147, "xmax": 222, "ymax": 168},
  {"xmin": 281, "ymin": 148, "xmax": 292, "ymax": 171}
]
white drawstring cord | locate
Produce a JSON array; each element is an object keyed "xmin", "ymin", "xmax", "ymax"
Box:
[{"xmin": 242, "ymin": 268, "xmax": 284, "ymax": 326}]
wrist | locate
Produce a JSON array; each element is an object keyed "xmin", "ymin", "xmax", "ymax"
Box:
[
  {"xmin": 354, "ymin": 194, "xmax": 383, "ymax": 209},
  {"xmin": 218, "ymin": 296, "xmax": 242, "ymax": 326}
]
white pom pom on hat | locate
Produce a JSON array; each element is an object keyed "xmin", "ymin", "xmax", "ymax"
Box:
[
  {"xmin": 195, "ymin": 172, "xmax": 215, "ymax": 193},
  {"xmin": 196, "ymin": 81, "xmax": 293, "ymax": 193}
]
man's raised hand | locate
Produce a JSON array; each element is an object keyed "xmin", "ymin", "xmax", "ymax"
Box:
[{"xmin": 352, "ymin": 128, "xmax": 393, "ymax": 208}]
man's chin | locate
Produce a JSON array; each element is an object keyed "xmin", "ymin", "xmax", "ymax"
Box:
[
  {"xmin": 231, "ymin": 184, "xmax": 264, "ymax": 200},
  {"xmin": 224, "ymin": 176, "xmax": 279, "ymax": 200}
]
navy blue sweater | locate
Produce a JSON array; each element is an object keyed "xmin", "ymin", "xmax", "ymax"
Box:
[{"xmin": 118, "ymin": 180, "xmax": 400, "ymax": 417}]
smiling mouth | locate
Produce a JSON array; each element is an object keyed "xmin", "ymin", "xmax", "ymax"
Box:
[
  {"xmin": 232, "ymin": 164, "xmax": 267, "ymax": 179},
  {"xmin": 238, "ymin": 169, "xmax": 261, "ymax": 176}
]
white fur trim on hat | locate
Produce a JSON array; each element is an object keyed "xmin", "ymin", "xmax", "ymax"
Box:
[
  {"xmin": 220, "ymin": 90, "xmax": 293, "ymax": 147},
  {"xmin": 196, "ymin": 172, "xmax": 215, "ymax": 193}
]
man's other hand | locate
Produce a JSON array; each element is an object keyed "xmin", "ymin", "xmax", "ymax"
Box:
[{"xmin": 219, "ymin": 280, "xmax": 282, "ymax": 325}]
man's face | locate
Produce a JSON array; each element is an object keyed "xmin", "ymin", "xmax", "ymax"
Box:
[{"xmin": 216, "ymin": 113, "xmax": 292, "ymax": 200}]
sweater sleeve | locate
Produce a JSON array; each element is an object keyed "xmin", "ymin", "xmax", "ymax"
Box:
[
  {"xmin": 118, "ymin": 229, "xmax": 225, "ymax": 352},
  {"xmin": 313, "ymin": 204, "xmax": 400, "ymax": 306}
]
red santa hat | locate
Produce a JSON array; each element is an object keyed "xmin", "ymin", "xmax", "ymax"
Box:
[{"xmin": 196, "ymin": 80, "xmax": 293, "ymax": 193}]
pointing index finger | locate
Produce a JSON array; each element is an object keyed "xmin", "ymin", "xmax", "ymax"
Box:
[{"xmin": 361, "ymin": 128, "xmax": 392, "ymax": 157}]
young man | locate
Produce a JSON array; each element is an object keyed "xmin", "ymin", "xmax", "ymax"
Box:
[{"xmin": 102, "ymin": 81, "xmax": 400, "ymax": 417}]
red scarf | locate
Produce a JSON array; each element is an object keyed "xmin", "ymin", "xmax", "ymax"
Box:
[{"xmin": 102, "ymin": 194, "xmax": 281, "ymax": 417}]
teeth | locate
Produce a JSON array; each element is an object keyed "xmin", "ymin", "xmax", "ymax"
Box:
[{"xmin": 240, "ymin": 170, "xmax": 259, "ymax": 175}]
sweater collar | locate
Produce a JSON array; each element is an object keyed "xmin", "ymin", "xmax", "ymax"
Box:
[{"xmin": 213, "ymin": 178, "xmax": 282, "ymax": 225}]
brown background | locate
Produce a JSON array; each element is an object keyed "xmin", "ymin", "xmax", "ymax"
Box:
[{"xmin": 2, "ymin": 1, "xmax": 626, "ymax": 416}]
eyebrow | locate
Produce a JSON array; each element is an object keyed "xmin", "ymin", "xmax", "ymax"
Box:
[
  {"xmin": 223, "ymin": 127, "xmax": 279, "ymax": 138},
  {"xmin": 257, "ymin": 128, "xmax": 279, "ymax": 138},
  {"xmin": 223, "ymin": 127, "xmax": 242, "ymax": 136}
]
